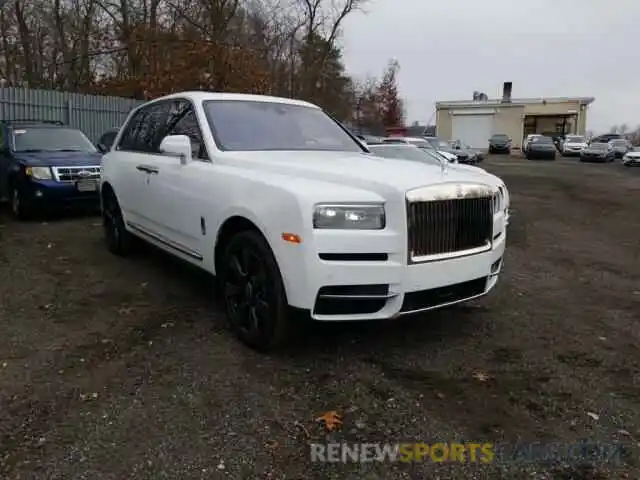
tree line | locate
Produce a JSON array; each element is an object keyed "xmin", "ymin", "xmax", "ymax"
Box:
[{"xmin": 0, "ymin": 0, "xmax": 405, "ymax": 130}]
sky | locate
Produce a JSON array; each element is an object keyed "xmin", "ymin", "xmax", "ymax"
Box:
[{"xmin": 341, "ymin": 0, "xmax": 639, "ymax": 133}]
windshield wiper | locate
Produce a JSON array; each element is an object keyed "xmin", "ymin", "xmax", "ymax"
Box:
[
  {"xmin": 53, "ymin": 149, "xmax": 85, "ymax": 152},
  {"xmin": 17, "ymin": 148, "xmax": 45, "ymax": 152}
]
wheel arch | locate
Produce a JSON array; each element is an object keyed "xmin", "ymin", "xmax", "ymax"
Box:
[{"xmin": 214, "ymin": 215, "xmax": 269, "ymax": 276}]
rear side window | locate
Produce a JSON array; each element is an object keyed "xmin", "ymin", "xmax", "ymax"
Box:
[{"xmin": 117, "ymin": 102, "xmax": 170, "ymax": 153}]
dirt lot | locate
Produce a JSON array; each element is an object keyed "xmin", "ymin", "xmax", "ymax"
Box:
[{"xmin": 0, "ymin": 157, "xmax": 639, "ymax": 479}]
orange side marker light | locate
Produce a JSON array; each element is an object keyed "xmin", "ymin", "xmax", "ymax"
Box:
[{"xmin": 281, "ymin": 232, "xmax": 302, "ymax": 244}]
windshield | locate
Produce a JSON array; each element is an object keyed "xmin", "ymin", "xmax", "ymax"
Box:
[
  {"xmin": 368, "ymin": 145, "xmax": 442, "ymax": 166},
  {"xmin": 610, "ymin": 139, "xmax": 627, "ymax": 146},
  {"xmin": 202, "ymin": 100, "xmax": 362, "ymax": 152},
  {"xmin": 12, "ymin": 127, "xmax": 96, "ymax": 152},
  {"xmin": 590, "ymin": 143, "xmax": 608, "ymax": 150},
  {"xmin": 491, "ymin": 134, "xmax": 509, "ymax": 140},
  {"xmin": 565, "ymin": 136, "xmax": 585, "ymax": 143},
  {"xmin": 533, "ymin": 136, "xmax": 553, "ymax": 144}
]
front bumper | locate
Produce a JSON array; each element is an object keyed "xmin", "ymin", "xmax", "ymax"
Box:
[
  {"xmin": 563, "ymin": 149, "xmax": 583, "ymax": 157},
  {"xmin": 20, "ymin": 179, "xmax": 100, "ymax": 210},
  {"xmin": 623, "ymin": 157, "xmax": 640, "ymax": 166},
  {"xmin": 489, "ymin": 145, "xmax": 510, "ymax": 153},
  {"xmin": 281, "ymin": 211, "xmax": 508, "ymax": 321},
  {"xmin": 528, "ymin": 150, "xmax": 556, "ymax": 159},
  {"xmin": 580, "ymin": 155, "xmax": 607, "ymax": 162}
]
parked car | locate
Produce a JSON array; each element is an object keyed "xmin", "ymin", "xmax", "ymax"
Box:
[
  {"xmin": 526, "ymin": 135, "xmax": 556, "ymax": 160},
  {"xmin": 423, "ymin": 136, "xmax": 473, "ymax": 163},
  {"xmin": 561, "ymin": 134, "xmax": 588, "ymax": 156},
  {"xmin": 580, "ymin": 142, "xmax": 615, "ymax": 162},
  {"xmin": 0, "ymin": 120, "xmax": 101, "ymax": 219},
  {"xmin": 448, "ymin": 140, "xmax": 483, "ymax": 164},
  {"xmin": 488, "ymin": 134, "xmax": 512, "ymax": 154},
  {"xmin": 522, "ymin": 134, "xmax": 541, "ymax": 154},
  {"xmin": 100, "ymin": 91, "xmax": 509, "ymax": 351},
  {"xmin": 622, "ymin": 147, "xmax": 640, "ymax": 167},
  {"xmin": 608, "ymin": 138, "xmax": 632, "ymax": 159},
  {"xmin": 591, "ymin": 133, "xmax": 622, "ymax": 144},
  {"xmin": 97, "ymin": 128, "xmax": 120, "ymax": 153},
  {"xmin": 367, "ymin": 143, "xmax": 446, "ymax": 167},
  {"xmin": 382, "ymin": 137, "xmax": 458, "ymax": 163}
]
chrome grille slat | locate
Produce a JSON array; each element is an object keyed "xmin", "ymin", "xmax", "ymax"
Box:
[
  {"xmin": 407, "ymin": 195, "xmax": 494, "ymax": 262},
  {"xmin": 52, "ymin": 166, "xmax": 101, "ymax": 182}
]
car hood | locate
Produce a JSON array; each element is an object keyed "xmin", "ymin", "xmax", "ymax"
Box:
[
  {"xmin": 624, "ymin": 151, "xmax": 640, "ymax": 157},
  {"xmin": 490, "ymin": 139, "xmax": 509, "ymax": 145},
  {"xmin": 222, "ymin": 151, "xmax": 501, "ymax": 194},
  {"xmin": 14, "ymin": 151, "xmax": 102, "ymax": 167}
]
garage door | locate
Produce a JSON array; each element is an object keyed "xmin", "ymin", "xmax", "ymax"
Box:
[{"xmin": 451, "ymin": 114, "xmax": 494, "ymax": 149}]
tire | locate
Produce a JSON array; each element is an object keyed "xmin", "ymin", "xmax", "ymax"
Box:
[
  {"xmin": 219, "ymin": 230, "xmax": 292, "ymax": 351},
  {"xmin": 9, "ymin": 184, "xmax": 33, "ymax": 220},
  {"xmin": 102, "ymin": 189, "xmax": 135, "ymax": 256}
]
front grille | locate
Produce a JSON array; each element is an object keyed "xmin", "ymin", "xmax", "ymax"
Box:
[
  {"xmin": 52, "ymin": 166, "xmax": 100, "ymax": 182},
  {"xmin": 407, "ymin": 195, "xmax": 493, "ymax": 261}
]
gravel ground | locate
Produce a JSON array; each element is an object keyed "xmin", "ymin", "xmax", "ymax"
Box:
[{"xmin": 0, "ymin": 156, "xmax": 639, "ymax": 479}]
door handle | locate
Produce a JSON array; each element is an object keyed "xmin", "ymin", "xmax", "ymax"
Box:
[{"xmin": 136, "ymin": 164, "xmax": 159, "ymax": 174}]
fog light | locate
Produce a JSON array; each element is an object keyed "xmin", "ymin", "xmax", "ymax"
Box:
[
  {"xmin": 34, "ymin": 190, "xmax": 43, "ymax": 198},
  {"xmin": 491, "ymin": 257, "xmax": 502, "ymax": 273}
]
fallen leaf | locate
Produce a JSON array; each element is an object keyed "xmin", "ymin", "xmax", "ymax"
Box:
[
  {"xmin": 118, "ymin": 307, "xmax": 133, "ymax": 315},
  {"xmin": 161, "ymin": 322, "xmax": 174, "ymax": 328},
  {"xmin": 473, "ymin": 371, "xmax": 491, "ymax": 382},
  {"xmin": 436, "ymin": 392, "xmax": 445, "ymax": 399},
  {"xmin": 316, "ymin": 411, "xmax": 343, "ymax": 431},
  {"xmin": 1, "ymin": 362, "xmax": 7, "ymax": 368},
  {"xmin": 587, "ymin": 412, "xmax": 599, "ymax": 421},
  {"xmin": 265, "ymin": 439, "xmax": 279, "ymax": 449}
]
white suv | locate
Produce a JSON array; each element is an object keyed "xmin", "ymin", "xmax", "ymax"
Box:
[{"xmin": 100, "ymin": 91, "xmax": 510, "ymax": 351}]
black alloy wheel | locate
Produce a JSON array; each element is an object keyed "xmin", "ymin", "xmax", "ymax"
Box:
[
  {"xmin": 220, "ymin": 230, "xmax": 291, "ymax": 351},
  {"xmin": 102, "ymin": 191, "xmax": 134, "ymax": 255}
]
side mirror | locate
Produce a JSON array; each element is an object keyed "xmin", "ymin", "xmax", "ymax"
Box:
[
  {"xmin": 97, "ymin": 143, "xmax": 108, "ymax": 153},
  {"xmin": 159, "ymin": 135, "xmax": 192, "ymax": 164}
]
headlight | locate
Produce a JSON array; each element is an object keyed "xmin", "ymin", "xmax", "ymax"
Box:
[
  {"xmin": 494, "ymin": 185, "xmax": 509, "ymax": 213},
  {"xmin": 25, "ymin": 166, "xmax": 53, "ymax": 180},
  {"xmin": 313, "ymin": 204, "xmax": 385, "ymax": 230}
]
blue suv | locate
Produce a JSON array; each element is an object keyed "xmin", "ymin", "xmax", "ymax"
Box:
[{"xmin": 0, "ymin": 120, "xmax": 102, "ymax": 219}]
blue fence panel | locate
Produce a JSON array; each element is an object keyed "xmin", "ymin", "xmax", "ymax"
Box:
[{"xmin": 0, "ymin": 87, "xmax": 143, "ymax": 143}]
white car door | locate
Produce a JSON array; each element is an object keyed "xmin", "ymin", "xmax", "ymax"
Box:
[
  {"xmin": 107, "ymin": 106, "xmax": 159, "ymax": 229},
  {"xmin": 141, "ymin": 99, "xmax": 210, "ymax": 264}
]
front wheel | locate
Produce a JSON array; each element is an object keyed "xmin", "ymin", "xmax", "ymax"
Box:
[
  {"xmin": 219, "ymin": 230, "xmax": 292, "ymax": 351},
  {"xmin": 9, "ymin": 185, "xmax": 33, "ymax": 220}
]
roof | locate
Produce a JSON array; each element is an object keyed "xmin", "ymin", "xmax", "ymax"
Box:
[
  {"xmin": 139, "ymin": 91, "xmax": 318, "ymax": 109},
  {"xmin": 436, "ymin": 96, "xmax": 595, "ymax": 109}
]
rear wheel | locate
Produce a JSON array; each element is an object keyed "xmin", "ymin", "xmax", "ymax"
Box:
[
  {"xmin": 219, "ymin": 230, "xmax": 291, "ymax": 351},
  {"xmin": 102, "ymin": 190, "xmax": 134, "ymax": 256}
]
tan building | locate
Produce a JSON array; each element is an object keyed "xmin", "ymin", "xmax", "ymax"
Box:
[{"xmin": 435, "ymin": 83, "xmax": 594, "ymax": 150}]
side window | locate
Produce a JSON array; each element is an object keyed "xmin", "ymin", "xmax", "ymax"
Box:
[
  {"xmin": 0, "ymin": 126, "xmax": 5, "ymax": 150},
  {"xmin": 100, "ymin": 131, "xmax": 117, "ymax": 150},
  {"xmin": 117, "ymin": 102, "xmax": 170, "ymax": 153},
  {"xmin": 163, "ymin": 100, "xmax": 208, "ymax": 160}
]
